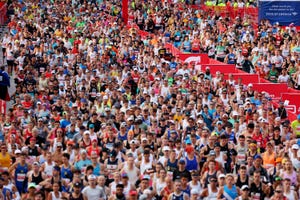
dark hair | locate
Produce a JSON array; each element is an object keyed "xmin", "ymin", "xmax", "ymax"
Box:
[{"xmin": 62, "ymin": 153, "xmax": 70, "ymax": 159}]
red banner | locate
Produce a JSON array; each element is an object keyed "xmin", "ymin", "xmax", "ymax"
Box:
[
  {"xmin": 223, "ymin": 74, "xmax": 260, "ymax": 85},
  {"xmin": 252, "ymin": 83, "xmax": 288, "ymax": 98},
  {"xmin": 122, "ymin": 0, "xmax": 128, "ymax": 25},
  {"xmin": 176, "ymin": 53, "xmax": 209, "ymax": 64},
  {"xmin": 201, "ymin": 64, "xmax": 237, "ymax": 74},
  {"xmin": 281, "ymin": 93, "xmax": 300, "ymax": 114}
]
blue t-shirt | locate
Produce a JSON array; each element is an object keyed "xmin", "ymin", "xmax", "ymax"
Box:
[{"xmin": 75, "ymin": 159, "xmax": 92, "ymax": 172}]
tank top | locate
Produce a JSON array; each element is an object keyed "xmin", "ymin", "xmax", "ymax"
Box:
[
  {"xmin": 185, "ymin": 156, "xmax": 198, "ymax": 171},
  {"xmin": 140, "ymin": 158, "xmax": 152, "ymax": 174},
  {"xmin": 69, "ymin": 193, "xmax": 84, "ymax": 200},
  {"xmin": 123, "ymin": 181, "xmax": 131, "ymax": 196},
  {"xmin": 171, "ymin": 192, "xmax": 184, "ymax": 200},
  {"xmin": 39, "ymin": 154, "xmax": 46, "ymax": 164},
  {"xmin": 87, "ymin": 146, "xmax": 100, "ymax": 156},
  {"xmin": 81, "ymin": 139, "xmax": 91, "ymax": 148},
  {"xmin": 124, "ymin": 164, "xmax": 139, "ymax": 185},
  {"xmin": 205, "ymin": 171, "xmax": 217, "ymax": 187},
  {"xmin": 28, "ymin": 146, "xmax": 39, "ymax": 156},
  {"xmin": 284, "ymin": 190, "xmax": 295, "ymax": 200},
  {"xmin": 204, "ymin": 184, "xmax": 219, "ymax": 200},
  {"xmin": 236, "ymin": 175, "xmax": 249, "ymax": 188},
  {"xmin": 236, "ymin": 145, "xmax": 247, "ymax": 165},
  {"xmin": 50, "ymin": 191, "xmax": 62, "ymax": 200},
  {"xmin": 283, "ymin": 171, "xmax": 298, "ymax": 186},
  {"xmin": 44, "ymin": 161, "xmax": 55, "ymax": 178},
  {"xmin": 182, "ymin": 185, "xmax": 190, "ymax": 196},
  {"xmin": 223, "ymin": 185, "xmax": 238, "ymax": 200},
  {"xmin": 107, "ymin": 158, "xmax": 118, "ymax": 179},
  {"xmin": 110, "ymin": 182, "xmax": 118, "ymax": 196},
  {"xmin": 118, "ymin": 132, "xmax": 127, "ymax": 141},
  {"xmin": 166, "ymin": 159, "xmax": 178, "ymax": 177},
  {"xmin": 250, "ymin": 182, "xmax": 264, "ymax": 200},
  {"xmin": 0, "ymin": 153, "xmax": 11, "ymax": 172},
  {"xmin": 155, "ymin": 179, "xmax": 166, "ymax": 195},
  {"xmin": 31, "ymin": 172, "xmax": 43, "ymax": 185},
  {"xmin": 189, "ymin": 181, "xmax": 201, "ymax": 192},
  {"xmin": 61, "ymin": 165, "xmax": 73, "ymax": 184},
  {"xmin": 262, "ymin": 152, "xmax": 275, "ymax": 170},
  {"xmin": 15, "ymin": 163, "xmax": 28, "ymax": 183},
  {"xmin": 282, "ymin": 47, "xmax": 290, "ymax": 57},
  {"xmin": 106, "ymin": 138, "xmax": 116, "ymax": 151}
]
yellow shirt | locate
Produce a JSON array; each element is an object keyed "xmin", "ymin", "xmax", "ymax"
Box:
[
  {"xmin": 0, "ymin": 152, "xmax": 11, "ymax": 170},
  {"xmin": 291, "ymin": 120, "xmax": 300, "ymax": 136}
]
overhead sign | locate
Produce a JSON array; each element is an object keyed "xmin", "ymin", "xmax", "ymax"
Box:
[{"xmin": 258, "ymin": 0, "xmax": 300, "ymax": 26}]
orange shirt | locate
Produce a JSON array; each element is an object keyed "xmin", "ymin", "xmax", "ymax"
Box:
[{"xmin": 262, "ymin": 151, "xmax": 275, "ymax": 170}]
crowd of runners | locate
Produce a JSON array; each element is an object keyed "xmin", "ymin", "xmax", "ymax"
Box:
[{"xmin": 0, "ymin": 0, "xmax": 300, "ymax": 200}]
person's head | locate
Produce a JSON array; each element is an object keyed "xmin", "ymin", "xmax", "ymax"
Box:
[
  {"xmin": 88, "ymin": 174, "xmax": 97, "ymax": 186},
  {"xmin": 178, "ymin": 159, "xmax": 186, "ymax": 169},
  {"xmin": 46, "ymin": 151, "xmax": 52, "ymax": 160},
  {"xmin": 285, "ymin": 160, "xmax": 293, "ymax": 170},
  {"xmin": 209, "ymin": 177, "xmax": 218, "ymax": 185},
  {"xmin": 33, "ymin": 162, "xmax": 40, "ymax": 172},
  {"xmin": 52, "ymin": 182, "xmax": 60, "ymax": 191},
  {"xmin": 1, "ymin": 144, "xmax": 7, "ymax": 152},
  {"xmin": 165, "ymin": 176, "xmax": 173, "ymax": 187},
  {"xmin": 239, "ymin": 165, "xmax": 247, "ymax": 176},
  {"xmin": 174, "ymin": 179, "xmax": 182, "ymax": 193},
  {"xmin": 208, "ymin": 160, "xmax": 216, "ymax": 170},
  {"xmin": 283, "ymin": 178, "xmax": 291, "ymax": 188},
  {"xmin": 116, "ymin": 184, "xmax": 124, "ymax": 195},
  {"xmin": 73, "ymin": 182, "xmax": 82, "ymax": 193},
  {"xmin": 241, "ymin": 185, "xmax": 249, "ymax": 196},
  {"xmin": 80, "ymin": 149, "xmax": 88, "ymax": 159},
  {"xmin": 128, "ymin": 190, "xmax": 138, "ymax": 200},
  {"xmin": 225, "ymin": 174, "xmax": 235, "ymax": 185},
  {"xmin": 97, "ymin": 175, "xmax": 106, "ymax": 186},
  {"xmin": 53, "ymin": 165, "xmax": 60, "ymax": 177},
  {"xmin": 253, "ymin": 155, "xmax": 262, "ymax": 167},
  {"xmin": 274, "ymin": 185, "xmax": 284, "ymax": 198},
  {"xmin": 253, "ymin": 170, "xmax": 261, "ymax": 182},
  {"xmin": 62, "ymin": 153, "xmax": 70, "ymax": 163},
  {"xmin": 238, "ymin": 135, "xmax": 245, "ymax": 145},
  {"xmin": 159, "ymin": 169, "xmax": 167, "ymax": 179},
  {"xmin": 27, "ymin": 183, "xmax": 37, "ymax": 193},
  {"xmin": 34, "ymin": 191, "xmax": 44, "ymax": 200},
  {"xmin": 140, "ymin": 175, "xmax": 150, "ymax": 188},
  {"xmin": 180, "ymin": 175, "xmax": 189, "ymax": 186}
]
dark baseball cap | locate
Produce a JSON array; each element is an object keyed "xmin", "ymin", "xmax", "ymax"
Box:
[{"xmin": 74, "ymin": 182, "xmax": 82, "ymax": 188}]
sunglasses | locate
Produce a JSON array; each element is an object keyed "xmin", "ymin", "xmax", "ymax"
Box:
[{"xmin": 275, "ymin": 190, "xmax": 282, "ymax": 193}]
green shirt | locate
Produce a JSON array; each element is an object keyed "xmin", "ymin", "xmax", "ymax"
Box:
[{"xmin": 268, "ymin": 69, "xmax": 278, "ymax": 83}]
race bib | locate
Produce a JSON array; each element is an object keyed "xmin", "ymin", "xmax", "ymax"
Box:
[{"xmin": 17, "ymin": 173, "xmax": 26, "ymax": 182}]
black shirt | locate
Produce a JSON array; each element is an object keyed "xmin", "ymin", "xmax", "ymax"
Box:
[{"xmin": 173, "ymin": 169, "xmax": 191, "ymax": 181}]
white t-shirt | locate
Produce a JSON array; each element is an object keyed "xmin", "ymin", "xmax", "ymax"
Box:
[
  {"xmin": 278, "ymin": 74, "xmax": 289, "ymax": 83},
  {"xmin": 82, "ymin": 185, "xmax": 106, "ymax": 200}
]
